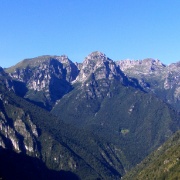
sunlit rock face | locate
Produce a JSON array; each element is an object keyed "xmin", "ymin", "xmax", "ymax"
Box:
[
  {"xmin": 116, "ymin": 59, "xmax": 180, "ymax": 111},
  {"xmin": 8, "ymin": 55, "xmax": 79, "ymax": 91},
  {"xmin": 164, "ymin": 62, "xmax": 180, "ymax": 90},
  {"xmin": 6, "ymin": 55, "xmax": 79, "ymax": 109},
  {"xmin": 6, "ymin": 52, "xmax": 130, "ymax": 106},
  {"xmin": 74, "ymin": 51, "xmax": 123, "ymax": 83},
  {"xmin": 0, "ymin": 97, "xmax": 39, "ymax": 155},
  {"xmin": 71, "ymin": 51, "xmax": 130, "ymax": 100},
  {"xmin": 4, "ymin": 53, "xmax": 180, "ymax": 111},
  {"xmin": 117, "ymin": 58, "xmax": 166, "ymax": 75},
  {"xmin": 1, "ymin": 52, "xmax": 180, "ymax": 179},
  {"xmin": 0, "ymin": 80, "xmax": 127, "ymax": 179}
]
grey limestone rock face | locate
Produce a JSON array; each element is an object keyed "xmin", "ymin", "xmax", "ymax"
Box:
[
  {"xmin": 0, "ymin": 91, "xmax": 81, "ymax": 173},
  {"xmin": 71, "ymin": 51, "xmax": 130, "ymax": 100},
  {"xmin": 164, "ymin": 62, "xmax": 180, "ymax": 89},
  {"xmin": 4, "ymin": 53, "xmax": 180, "ymax": 111},
  {"xmin": 116, "ymin": 59, "xmax": 180, "ymax": 111},
  {"xmin": 8, "ymin": 56, "xmax": 78, "ymax": 90},
  {"xmin": 116, "ymin": 58, "xmax": 166, "ymax": 75},
  {"xmin": 0, "ymin": 98, "xmax": 39, "ymax": 156},
  {"xmin": 6, "ymin": 55, "xmax": 79, "ymax": 109},
  {"xmin": 74, "ymin": 51, "xmax": 122, "ymax": 83}
]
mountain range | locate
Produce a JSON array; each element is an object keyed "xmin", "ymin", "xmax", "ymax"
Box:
[
  {"xmin": 1, "ymin": 51, "xmax": 180, "ymax": 179},
  {"xmin": 117, "ymin": 58, "xmax": 180, "ymax": 111},
  {"xmin": 123, "ymin": 130, "xmax": 180, "ymax": 179}
]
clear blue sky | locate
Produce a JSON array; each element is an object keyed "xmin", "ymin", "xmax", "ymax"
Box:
[{"xmin": 0, "ymin": 0, "xmax": 180, "ymax": 68}]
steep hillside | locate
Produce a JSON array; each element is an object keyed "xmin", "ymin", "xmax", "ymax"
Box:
[
  {"xmin": 117, "ymin": 59, "xmax": 180, "ymax": 111},
  {"xmin": 0, "ymin": 148, "xmax": 79, "ymax": 180},
  {"xmin": 5, "ymin": 54, "xmax": 180, "ymax": 112},
  {"xmin": 4, "ymin": 52, "xmax": 143, "ymax": 111},
  {"xmin": 2, "ymin": 53, "xmax": 180, "ymax": 178},
  {"xmin": 52, "ymin": 52, "xmax": 180, "ymax": 167},
  {"xmin": 123, "ymin": 130, "xmax": 180, "ymax": 180},
  {"xmin": 5, "ymin": 55, "xmax": 79, "ymax": 110},
  {"xmin": 0, "ymin": 70, "xmax": 129, "ymax": 179}
]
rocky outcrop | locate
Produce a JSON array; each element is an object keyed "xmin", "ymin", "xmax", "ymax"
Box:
[
  {"xmin": 6, "ymin": 56, "xmax": 79, "ymax": 110},
  {"xmin": 0, "ymin": 96, "xmax": 39, "ymax": 156},
  {"xmin": 0, "ymin": 78, "xmax": 127, "ymax": 179},
  {"xmin": 164, "ymin": 62, "xmax": 180, "ymax": 89},
  {"xmin": 4, "ymin": 53, "xmax": 180, "ymax": 111},
  {"xmin": 116, "ymin": 58, "xmax": 166, "ymax": 76},
  {"xmin": 116, "ymin": 59, "xmax": 180, "ymax": 111},
  {"xmin": 74, "ymin": 51, "xmax": 123, "ymax": 83},
  {"xmin": 5, "ymin": 52, "xmax": 131, "ymax": 106},
  {"xmin": 1, "ymin": 52, "xmax": 180, "ymax": 179},
  {"xmin": 7, "ymin": 55, "xmax": 79, "ymax": 84},
  {"xmin": 71, "ymin": 51, "xmax": 131, "ymax": 99}
]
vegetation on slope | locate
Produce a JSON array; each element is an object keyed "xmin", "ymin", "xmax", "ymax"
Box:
[
  {"xmin": 123, "ymin": 130, "xmax": 180, "ymax": 180},
  {"xmin": 52, "ymin": 78, "xmax": 180, "ymax": 168},
  {"xmin": 5, "ymin": 55, "xmax": 59, "ymax": 73},
  {"xmin": 0, "ymin": 75, "xmax": 128, "ymax": 179}
]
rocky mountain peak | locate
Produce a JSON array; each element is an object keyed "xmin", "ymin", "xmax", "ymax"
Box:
[
  {"xmin": 86, "ymin": 51, "xmax": 107, "ymax": 61},
  {"xmin": 82, "ymin": 51, "xmax": 110, "ymax": 68},
  {"xmin": 55, "ymin": 55, "xmax": 71, "ymax": 64},
  {"xmin": 116, "ymin": 58, "xmax": 180, "ymax": 111},
  {"xmin": 7, "ymin": 55, "xmax": 79, "ymax": 82},
  {"xmin": 74, "ymin": 51, "xmax": 122, "ymax": 83},
  {"xmin": 5, "ymin": 55, "xmax": 79, "ymax": 110},
  {"xmin": 168, "ymin": 61, "xmax": 180, "ymax": 71},
  {"xmin": 117, "ymin": 58, "xmax": 166, "ymax": 74},
  {"xmin": 164, "ymin": 61, "xmax": 180, "ymax": 92}
]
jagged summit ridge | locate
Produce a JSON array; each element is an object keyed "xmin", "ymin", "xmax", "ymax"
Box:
[
  {"xmin": 116, "ymin": 58, "xmax": 180, "ymax": 111},
  {"xmin": 3, "ymin": 52, "xmax": 180, "ymax": 111},
  {"xmin": 5, "ymin": 55, "xmax": 79, "ymax": 110},
  {"xmin": 7, "ymin": 54, "xmax": 79, "ymax": 85},
  {"xmin": 74, "ymin": 51, "xmax": 123, "ymax": 83},
  {"xmin": 117, "ymin": 58, "xmax": 166, "ymax": 72},
  {"xmin": 6, "ymin": 55, "xmax": 72, "ymax": 73},
  {"xmin": 85, "ymin": 51, "xmax": 108, "ymax": 61}
]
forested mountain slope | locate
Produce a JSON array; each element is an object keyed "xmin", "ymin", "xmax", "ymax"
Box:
[
  {"xmin": 1, "ymin": 52, "xmax": 180, "ymax": 179},
  {"xmin": 117, "ymin": 59, "xmax": 180, "ymax": 111},
  {"xmin": 123, "ymin": 130, "xmax": 180, "ymax": 180},
  {"xmin": 0, "ymin": 70, "xmax": 128, "ymax": 179},
  {"xmin": 52, "ymin": 52, "xmax": 180, "ymax": 167}
]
